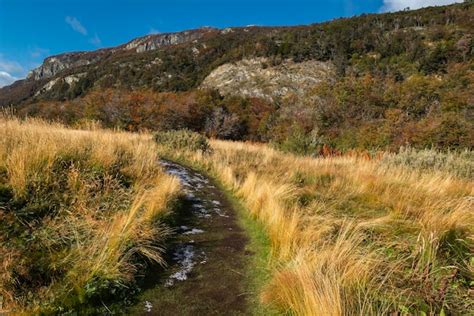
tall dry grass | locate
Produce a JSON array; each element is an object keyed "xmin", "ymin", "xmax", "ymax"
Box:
[
  {"xmin": 158, "ymin": 139, "xmax": 473, "ymax": 315},
  {"xmin": 0, "ymin": 117, "xmax": 180, "ymax": 313}
]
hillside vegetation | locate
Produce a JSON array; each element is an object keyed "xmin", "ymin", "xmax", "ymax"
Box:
[
  {"xmin": 156, "ymin": 132, "xmax": 473, "ymax": 315},
  {"xmin": 2, "ymin": 2, "xmax": 473, "ymax": 151},
  {"xmin": 0, "ymin": 117, "xmax": 180, "ymax": 314}
]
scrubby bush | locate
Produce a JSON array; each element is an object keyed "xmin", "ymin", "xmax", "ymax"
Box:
[
  {"xmin": 381, "ymin": 147, "xmax": 474, "ymax": 179},
  {"xmin": 154, "ymin": 129, "xmax": 211, "ymax": 153},
  {"xmin": 204, "ymin": 107, "xmax": 244, "ymax": 140},
  {"xmin": 273, "ymin": 126, "xmax": 325, "ymax": 156}
]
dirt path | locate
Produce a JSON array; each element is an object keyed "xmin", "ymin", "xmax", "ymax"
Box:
[{"xmin": 128, "ymin": 160, "xmax": 250, "ymax": 315}]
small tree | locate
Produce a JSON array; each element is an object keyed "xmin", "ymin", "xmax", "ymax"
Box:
[{"xmin": 205, "ymin": 107, "xmax": 243, "ymax": 140}]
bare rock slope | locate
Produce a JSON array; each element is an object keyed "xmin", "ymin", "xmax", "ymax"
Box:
[{"xmin": 201, "ymin": 58, "xmax": 334, "ymax": 101}]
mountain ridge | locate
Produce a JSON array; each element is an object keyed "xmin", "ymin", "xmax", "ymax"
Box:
[
  {"xmin": 2, "ymin": 2, "xmax": 471, "ymax": 107},
  {"xmin": 27, "ymin": 27, "xmax": 220, "ymax": 81},
  {"xmin": 1, "ymin": 2, "xmax": 472, "ymax": 151},
  {"xmin": 0, "ymin": 3, "xmax": 472, "ymax": 106}
]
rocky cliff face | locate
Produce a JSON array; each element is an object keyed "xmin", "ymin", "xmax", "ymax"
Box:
[
  {"xmin": 201, "ymin": 58, "xmax": 334, "ymax": 101},
  {"xmin": 27, "ymin": 53, "xmax": 101, "ymax": 80},
  {"xmin": 27, "ymin": 28, "xmax": 217, "ymax": 81},
  {"xmin": 123, "ymin": 28, "xmax": 216, "ymax": 53}
]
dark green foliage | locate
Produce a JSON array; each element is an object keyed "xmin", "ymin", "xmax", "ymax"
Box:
[
  {"xmin": 0, "ymin": 184, "xmax": 13, "ymax": 205},
  {"xmin": 272, "ymin": 126, "xmax": 324, "ymax": 156}
]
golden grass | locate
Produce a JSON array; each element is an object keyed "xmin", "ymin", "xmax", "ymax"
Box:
[
  {"xmin": 0, "ymin": 117, "xmax": 180, "ymax": 313},
  {"xmin": 159, "ymin": 138, "xmax": 473, "ymax": 315}
]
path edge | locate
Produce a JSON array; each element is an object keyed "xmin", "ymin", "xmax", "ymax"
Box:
[{"xmin": 159, "ymin": 154, "xmax": 280, "ymax": 316}]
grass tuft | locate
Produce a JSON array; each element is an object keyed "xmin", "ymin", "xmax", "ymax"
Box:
[{"xmin": 0, "ymin": 116, "xmax": 180, "ymax": 313}]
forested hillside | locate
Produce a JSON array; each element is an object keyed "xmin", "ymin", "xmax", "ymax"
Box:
[{"xmin": 1, "ymin": 2, "xmax": 473, "ymax": 151}]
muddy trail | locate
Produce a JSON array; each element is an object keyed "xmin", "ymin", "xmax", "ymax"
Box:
[{"xmin": 127, "ymin": 160, "xmax": 251, "ymax": 315}]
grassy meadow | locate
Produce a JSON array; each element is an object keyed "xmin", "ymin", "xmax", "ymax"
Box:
[
  {"xmin": 0, "ymin": 117, "xmax": 472, "ymax": 315},
  {"xmin": 0, "ymin": 117, "xmax": 180, "ymax": 314},
  {"xmin": 157, "ymin": 135, "xmax": 473, "ymax": 315}
]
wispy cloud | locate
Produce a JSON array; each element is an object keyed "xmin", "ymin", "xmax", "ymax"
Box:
[
  {"xmin": 0, "ymin": 54, "xmax": 36, "ymax": 87},
  {"xmin": 65, "ymin": 16, "xmax": 103, "ymax": 47},
  {"xmin": 148, "ymin": 28, "xmax": 160, "ymax": 35},
  {"xmin": 0, "ymin": 55, "xmax": 24, "ymax": 74},
  {"xmin": 89, "ymin": 33, "xmax": 102, "ymax": 47},
  {"xmin": 0, "ymin": 71, "xmax": 18, "ymax": 88},
  {"xmin": 65, "ymin": 16, "xmax": 88, "ymax": 35},
  {"xmin": 381, "ymin": 0, "xmax": 462, "ymax": 12}
]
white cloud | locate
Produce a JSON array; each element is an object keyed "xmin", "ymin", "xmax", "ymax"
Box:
[
  {"xmin": 382, "ymin": 0, "xmax": 462, "ymax": 12},
  {"xmin": 148, "ymin": 28, "xmax": 160, "ymax": 35},
  {"xmin": 89, "ymin": 33, "xmax": 102, "ymax": 47},
  {"xmin": 65, "ymin": 16, "xmax": 88, "ymax": 35},
  {"xmin": 0, "ymin": 71, "xmax": 18, "ymax": 88},
  {"xmin": 0, "ymin": 55, "xmax": 30, "ymax": 87},
  {"xmin": 0, "ymin": 55, "xmax": 24, "ymax": 74},
  {"xmin": 65, "ymin": 17, "xmax": 103, "ymax": 48}
]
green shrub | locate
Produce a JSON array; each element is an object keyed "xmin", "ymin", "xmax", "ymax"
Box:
[
  {"xmin": 272, "ymin": 127, "xmax": 324, "ymax": 156},
  {"xmin": 154, "ymin": 129, "xmax": 211, "ymax": 153},
  {"xmin": 381, "ymin": 147, "xmax": 474, "ymax": 179}
]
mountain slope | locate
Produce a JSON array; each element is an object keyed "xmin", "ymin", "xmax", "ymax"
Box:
[
  {"xmin": 1, "ymin": 2, "xmax": 471, "ymax": 106},
  {"xmin": 1, "ymin": 2, "xmax": 472, "ymax": 151}
]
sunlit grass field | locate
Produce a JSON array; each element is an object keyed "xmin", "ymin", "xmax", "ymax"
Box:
[
  {"xmin": 0, "ymin": 117, "xmax": 180, "ymax": 314},
  {"xmin": 1, "ymin": 117, "xmax": 472, "ymax": 315},
  {"xmin": 158, "ymin": 137, "xmax": 473, "ymax": 315}
]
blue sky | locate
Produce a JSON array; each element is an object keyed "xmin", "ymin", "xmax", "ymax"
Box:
[{"xmin": 0, "ymin": 0, "xmax": 461, "ymax": 86}]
